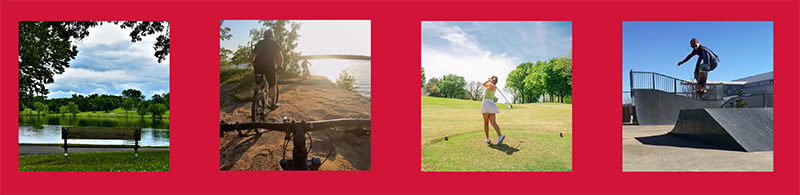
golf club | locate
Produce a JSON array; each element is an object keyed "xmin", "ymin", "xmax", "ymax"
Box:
[
  {"xmin": 491, "ymin": 77, "xmax": 513, "ymax": 109},
  {"xmin": 497, "ymin": 89, "xmax": 513, "ymax": 109}
]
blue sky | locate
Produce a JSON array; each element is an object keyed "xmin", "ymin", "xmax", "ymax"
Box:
[
  {"xmin": 422, "ymin": 21, "xmax": 573, "ymax": 103},
  {"xmin": 44, "ymin": 24, "xmax": 170, "ymax": 99},
  {"xmin": 220, "ymin": 20, "xmax": 371, "ymax": 56},
  {"xmin": 622, "ymin": 21, "xmax": 774, "ymax": 93}
]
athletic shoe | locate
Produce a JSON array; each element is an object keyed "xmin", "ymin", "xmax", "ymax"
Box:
[
  {"xmin": 497, "ymin": 135, "xmax": 506, "ymax": 145},
  {"xmin": 485, "ymin": 137, "xmax": 491, "ymax": 143}
]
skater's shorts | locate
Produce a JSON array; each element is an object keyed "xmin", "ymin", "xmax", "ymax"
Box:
[
  {"xmin": 481, "ymin": 99, "xmax": 500, "ymax": 114},
  {"xmin": 699, "ymin": 63, "xmax": 711, "ymax": 72}
]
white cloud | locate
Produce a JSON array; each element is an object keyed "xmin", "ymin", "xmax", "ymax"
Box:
[
  {"xmin": 45, "ymin": 23, "xmax": 170, "ymax": 99},
  {"xmin": 423, "ymin": 22, "xmax": 520, "ymax": 92}
]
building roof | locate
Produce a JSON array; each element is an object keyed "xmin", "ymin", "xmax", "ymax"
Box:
[{"xmin": 733, "ymin": 71, "xmax": 773, "ymax": 83}]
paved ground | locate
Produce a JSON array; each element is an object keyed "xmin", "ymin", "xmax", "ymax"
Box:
[
  {"xmin": 19, "ymin": 145, "xmax": 169, "ymax": 156},
  {"xmin": 622, "ymin": 125, "xmax": 773, "ymax": 172}
]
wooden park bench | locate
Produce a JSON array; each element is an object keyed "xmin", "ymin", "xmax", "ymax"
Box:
[{"xmin": 61, "ymin": 127, "xmax": 142, "ymax": 161}]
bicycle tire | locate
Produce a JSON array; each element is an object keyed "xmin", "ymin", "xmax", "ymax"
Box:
[{"xmin": 252, "ymin": 92, "xmax": 266, "ymax": 122}]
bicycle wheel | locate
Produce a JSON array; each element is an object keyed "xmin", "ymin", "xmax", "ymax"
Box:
[
  {"xmin": 252, "ymin": 92, "xmax": 266, "ymax": 122},
  {"xmin": 274, "ymin": 83, "xmax": 279, "ymax": 105}
]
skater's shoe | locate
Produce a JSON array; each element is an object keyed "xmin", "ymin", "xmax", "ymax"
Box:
[{"xmin": 497, "ymin": 135, "xmax": 506, "ymax": 145}]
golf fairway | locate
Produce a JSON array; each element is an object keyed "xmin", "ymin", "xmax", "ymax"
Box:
[{"xmin": 422, "ymin": 96, "xmax": 572, "ymax": 172}]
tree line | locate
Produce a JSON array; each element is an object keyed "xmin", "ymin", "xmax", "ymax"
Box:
[
  {"xmin": 220, "ymin": 20, "xmax": 305, "ymax": 75},
  {"xmin": 422, "ymin": 70, "xmax": 499, "ymax": 102},
  {"xmin": 20, "ymin": 89, "xmax": 170, "ymax": 118},
  {"xmin": 506, "ymin": 51, "xmax": 572, "ymax": 104},
  {"xmin": 421, "ymin": 51, "xmax": 572, "ymax": 104}
]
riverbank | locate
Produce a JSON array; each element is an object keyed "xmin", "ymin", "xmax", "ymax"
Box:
[{"xmin": 19, "ymin": 108, "xmax": 170, "ymax": 119}]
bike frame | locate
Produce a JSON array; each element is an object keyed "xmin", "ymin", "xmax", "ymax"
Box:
[
  {"xmin": 252, "ymin": 73, "xmax": 279, "ymax": 122},
  {"xmin": 220, "ymin": 118, "xmax": 371, "ymax": 170}
]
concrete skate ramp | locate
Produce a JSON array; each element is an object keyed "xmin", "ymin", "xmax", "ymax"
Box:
[
  {"xmin": 669, "ymin": 108, "xmax": 773, "ymax": 152},
  {"xmin": 633, "ymin": 89, "xmax": 723, "ymax": 125}
]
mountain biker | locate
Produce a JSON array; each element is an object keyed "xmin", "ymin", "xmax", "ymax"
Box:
[
  {"xmin": 678, "ymin": 38, "xmax": 719, "ymax": 96},
  {"xmin": 301, "ymin": 59, "xmax": 311, "ymax": 80},
  {"xmin": 250, "ymin": 29, "xmax": 284, "ymax": 109},
  {"xmin": 481, "ymin": 75, "xmax": 505, "ymax": 145}
]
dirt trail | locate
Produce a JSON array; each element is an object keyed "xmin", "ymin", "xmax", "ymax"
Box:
[{"xmin": 220, "ymin": 75, "xmax": 371, "ymax": 171}]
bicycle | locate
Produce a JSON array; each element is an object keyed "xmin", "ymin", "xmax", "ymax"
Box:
[
  {"xmin": 220, "ymin": 117, "xmax": 371, "ymax": 171},
  {"xmin": 252, "ymin": 73, "xmax": 279, "ymax": 122}
]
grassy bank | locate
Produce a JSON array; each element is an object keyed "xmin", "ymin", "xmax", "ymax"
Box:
[
  {"xmin": 19, "ymin": 150, "xmax": 169, "ymax": 172},
  {"xmin": 421, "ymin": 96, "xmax": 572, "ymax": 172},
  {"xmin": 20, "ymin": 107, "xmax": 170, "ymax": 119}
]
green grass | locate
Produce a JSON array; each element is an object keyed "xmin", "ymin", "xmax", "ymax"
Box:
[
  {"xmin": 20, "ymin": 107, "xmax": 170, "ymax": 119},
  {"xmin": 19, "ymin": 143, "xmax": 169, "ymax": 148},
  {"xmin": 19, "ymin": 150, "xmax": 169, "ymax": 172},
  {"xmin": 422, "ymin": 96, "xmax": 572, "ymax": 172}
]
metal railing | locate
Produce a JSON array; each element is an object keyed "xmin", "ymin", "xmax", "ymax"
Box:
[{"xmin": 629, "ymin": 70, "xmax": 724, "ymax": 100}]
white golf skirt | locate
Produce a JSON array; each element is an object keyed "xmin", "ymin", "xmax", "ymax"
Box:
[{"xmin": 481, "ymin": 99, "xmax": 500, "ymax": 114}]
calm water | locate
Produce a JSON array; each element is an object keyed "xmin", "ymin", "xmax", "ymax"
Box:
[
  {"xmin": 308, "ymin": 59, "xmax": 371, "ymax": 99},
  {"xmin": 231, "ymin": 60, "xmax": 371, "ymax": 98},
  {"xmin": 19, "ymin": 116, "xmax": 170, "ymax": 146}
]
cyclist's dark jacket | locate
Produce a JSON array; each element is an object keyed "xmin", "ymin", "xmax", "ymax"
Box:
[{"xmin": 252, "ymin": 39, "xmax": 281, "ymax": 74}]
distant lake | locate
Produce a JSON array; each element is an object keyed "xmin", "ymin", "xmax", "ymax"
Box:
[
  {"xmin": 19, "ymin": 116, "xmax": 170, "ymax": 147},
  {"xmin": 308, "ymin": 59, "xmax": 371, "ymax": 99},
  {"xmin": 232, "ymin": 59, "xmax": 372, "ymax": 99}
]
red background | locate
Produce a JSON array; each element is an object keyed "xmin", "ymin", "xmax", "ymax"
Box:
[{"xmin": 2, "ymin": 1, "xmax": 798, "ymax": 194}]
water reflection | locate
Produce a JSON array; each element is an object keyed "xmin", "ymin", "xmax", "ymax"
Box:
[{"xmin": 19, "ymin": 115, "xmax": 170, "ymax": 147}]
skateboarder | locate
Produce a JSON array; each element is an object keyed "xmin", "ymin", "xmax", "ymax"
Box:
[{"xmin": 678, "ymin": 38, "xmax": 719, "ymax": 98}]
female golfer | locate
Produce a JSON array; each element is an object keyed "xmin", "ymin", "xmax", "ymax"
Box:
[{"xmin": 482, "ymin": 76, "xmax": 506, "ymax": 145}]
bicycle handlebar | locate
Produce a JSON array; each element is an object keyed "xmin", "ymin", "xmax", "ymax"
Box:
[{"xmin": 220, "ymin": 118, "xmax": 370, "ymax": 171}]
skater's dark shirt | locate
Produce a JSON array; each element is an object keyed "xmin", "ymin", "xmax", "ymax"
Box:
[{"xmin": 680, "ymin": 45, "xmax": 718, "ymax": 74}]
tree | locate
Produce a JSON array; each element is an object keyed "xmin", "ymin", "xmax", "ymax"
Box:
[
  {"xmin": 736, "ymin": 89, "xmax": 748, "ymax": 108},
  {"xmin": 220, "ymin": 47, "xmax": 233, "ymax": 66},
  {"xmin": 231, "ymin": 45, "xmax": 252, "ymax": 66},
  {"xmin": 424, "ymin": 77, "xmax": 442, "ymax": 97},
  {"xmin": 504, "ymin": 87, "xmax": 519, "ymax": 104},
  {"xmin": 68, "ymin": 102, "xmax": 79, "ymax": 117},
  {"xmin": 465, "ymin": 81, "xmax": 485, "ymax": 101},
  {"xmin": 116, "ymin": 21, "xmax": 170, "ymax": 62},
  {"xmin": 152, "ymin": 94, "xmax": 164, "ymax": 104},
  {"xmin": 137, "ymin": 101, "xmax": 151, "ymax": 118},
  {"xmin": 438, "ymin": 74, "xmax": 467, "ymax": 99},
  {"xmin": 33, "ymin": 102, "xmax": 44, "ymax": 116},
  {"xmin": 59, "ymin": 105, "xmax": 68, "ymax": 116},
  {"xmin": 19, "ymin": 21, "xmax": 99, "ymax": 104},
  {"xmin": 250, "ymin": 20, "xmax": 302, "ymax": 74},
  {"xmin": 220, "ymin": 20, "xmax": 232, "ymax": 41},
  {"xmin": 162, "ymin": 93, "xmax": 170, "ymax": 110},
  {"xmin": 148, "ymin": 103, "xmax": 167, "ymax": 119},
  {"xmin": 121, "ymin": 89, "xmax": 145, "ymax": 102},
  {"xmin": 42, "ymin": 105, "xmax": 50, "ymax": 115},
  {"xmin": 421, "ymin": 67, "xmax": 426, "ymax": 88},
  {"xmin": 121, "ymin": 98, "xmax": 134, "ymax": 113},
  {"xmin": 335, "ymin": 70, "xmax": 356, "ymax": 92}
]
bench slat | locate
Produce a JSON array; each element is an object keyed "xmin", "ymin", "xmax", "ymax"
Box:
[{"xmin": 62, "ymin": 127, "xmax": 141, "ymax": 140}]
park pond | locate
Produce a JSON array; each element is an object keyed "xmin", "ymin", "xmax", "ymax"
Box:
[{"xmin": 19, "ymin": 115, "xmax": 170, "ymax": 147}]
